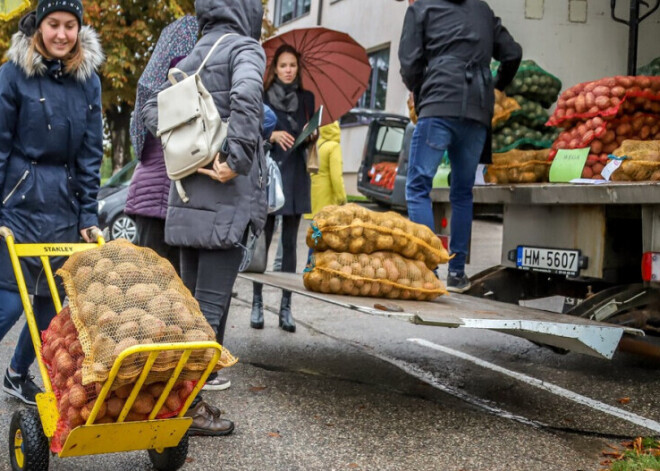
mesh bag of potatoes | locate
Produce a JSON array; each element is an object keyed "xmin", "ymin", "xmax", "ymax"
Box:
[
  {"xmin": 307, "ymin": 204, "xmax": 449, "ymax": 269},
  {"xmin": 56, "ymin": 239, "xmax": 237, "ymax": 387},
  {"xmin": 492, "ymin": 89, "xmax": 521, "ymax": 128},
  {"xmin": 485, "ymin": 148, "xmax": 551, "ymax": 184},
  {"xmin": 303, "ymin": 251, "xmax": 447, "ymax": 301},
  {"xmin": 610, "ymin": 140, "xmax": 660, "ymax": 181},
  {"xmin": 42, "ymin": 307, "xmax": 198, "ymax": 452}
]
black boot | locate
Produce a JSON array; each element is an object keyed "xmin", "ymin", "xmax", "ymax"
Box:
[
  {"xmin": 251, "ymin": 283, "xmax": 264, "ymax": 329},
  {"xmin": 279, "ymin": 290, "xmax": 296, "ymax": 333}
]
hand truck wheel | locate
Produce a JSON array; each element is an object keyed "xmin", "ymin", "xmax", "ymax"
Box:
[
  {"xmin": 8, "ymin": 409, "xmax": 49, "ymax": 471},
  {"xmin": 147, "ymin": 432, "xmax": 189, "ymax": 471}
]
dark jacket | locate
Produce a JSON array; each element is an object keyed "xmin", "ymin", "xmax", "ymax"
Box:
[
  {"xmin": 142, "ymin": 0, "xmax": 267, "ymax": 250},
  {"xmin": 266, "ymin": 89, "xmax": 315, "ymax": 216},
  {"xmin": 0, "ymin": 25, "xmax": 104, "ymax": 294},
  {"xmin": 398, "ymin": 0, "xmax": 522, "ymax": 127}
]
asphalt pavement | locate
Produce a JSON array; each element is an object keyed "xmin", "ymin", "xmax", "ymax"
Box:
[{"xmin": 0, "ymin": 217, "xmax": 657, "ymax": 470}]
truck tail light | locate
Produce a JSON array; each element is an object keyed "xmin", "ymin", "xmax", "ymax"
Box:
[
  {"xmin": 438, "ymin": 235, "xmax": 449, "ymax": 251},
  {"xmin": 641, "ymin": 252, "xmax": 660, "ymax": 281}
]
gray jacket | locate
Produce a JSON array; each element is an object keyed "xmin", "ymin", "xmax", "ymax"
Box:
[
  {"xmin": 142, "ymin": 0, "xmax": 266, "ymax": 250},
  {"xmin": 399, "ymin": 0, "xmax": 522, "ymax": 126}
]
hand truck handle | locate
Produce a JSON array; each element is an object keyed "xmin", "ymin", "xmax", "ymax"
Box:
[{"xmin": 0, "ymin": 226, "xmax": 14, "ymax": 239}]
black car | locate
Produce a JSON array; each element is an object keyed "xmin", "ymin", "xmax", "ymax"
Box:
[
  {"xmin": 97, "ymin": 160, "xmax": 138, "ymax": 243},
  {"xmin": 355, "ymin": 111, "xmax": 412, "ymax": 209}
]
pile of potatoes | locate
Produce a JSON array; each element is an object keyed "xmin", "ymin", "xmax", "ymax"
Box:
[
  {"xmin": 44, "ymin": 307, "xmax": 196, "ymax": 452},
  {"xmin": 307, "ymin": 203, "xmax": 449, "ymax": 269},
  {"xmin": 57, "ymin": 240, "xmax": 224, "ymax": 385},
  {"xmin": 303, "ymin": 251, "xmax": 446, "ymax": 301}
]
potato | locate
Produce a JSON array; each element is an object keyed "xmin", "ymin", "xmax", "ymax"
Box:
[
  {"xmin": 68, "ymin": 406, "xmax": 85, "ymax": 428},
  {"xmin": 97, "ymin": 311, "xmax": 119, "ymax": 336},
  {"xmin": 162, "ymin": 288, "xmax": 185, "ymax": 306},
  {"xmin": 73, "ymin": 266, "xmax": 93, "ymax": 291},
  {"xmin": 328, "ymin": 277, "xmax": 342, "ymax": 294},
  {"xmin": 131, "ymin": 392, "xmax": 155, "ymax": 415},
  {"xmin": 106, "ymin": 396, "xmax": 125, "ymax": 418},
  {"xmin": 341, "ymin": 279, "xmax": 355, "ymax": 294},
  {"xmin": 176, "ymin": 308, "xmax": 196, "ymax": 331},
  {"xmin": 92, "ymin": 258, "xmax": 114, "ymax": 279},
  {"xmin": 118, "ymin": 307, "xmax": 148, "ymax": 324},
  {"xmin": 114, "ymin": 383, "xmax": 133, "ymax": 399},
  {"xmin": 86, "ymin": 281, "xmax": 105, "ymax": 304},
  {"xmin": 104, "ymin": 271, "xmax": 122, "ymax": 286},
  {"xmin": 92, "ymin": 334, "xmax": 117, "ymax": 367},
  {"xmin": 79, "ymin": 300, "xmax": 98, "ymax": 325},
  {"xmin": 184, "ymin": 329, "xmax": 210, "ymax": 342},
  {"xmin": 116, "ymin": 321, "xmax": 140, "ymax": 339},
  {"xmin": 69, "ymin": 384, "xmax": 87, "ymax": 408},
  {"xmin": 81, "ymin": 399, "xmax": 107, "ymax": 422},
  {"xmin": 147, "ymin": 295, "xmax": 171, "ymax": 316},
  {"xmin": 55, "ymin": 350, "xmax": 74, "ymax": 375},
  {"xmin": 140, "ymin": 314, "xmax": 166, "ymax": 340},
  {"xmin": 348, "ymin": 237, "xmax": 365, "ymax": 254},
  {"xmin": 164, "ymin": 325, "xmax": 184, "ymax": 342},
  {"xmin": 165, "ymin": 391, "xmax": 182, "ymax": 412},
  {"xmin": 125, "ymin": 284, "xmax": 152, "ymax": 307},
  {"xmin": 68, "ymin": 339, "xmax": 83, "ymax": 358},
  {"xmin": 319, "ymin": 279, "xmax": 331, "ymax": 293},
  {"xmin": 113, "ymin": 337, "xmax": 139, "ymax": 358},
  {"xmin": 115, "ymin": 262, "xmax": 141, "ymax": 285},
  {"xmin": 125, "ymin": 411, "xmax": 147, "ymax": 422}
]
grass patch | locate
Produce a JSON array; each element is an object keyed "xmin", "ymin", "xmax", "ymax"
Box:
[
  {"xmin": 347, "ymin": 194, "xmax": 369, "ymax": 203},
  {"xmin": 602, "ymin": 437, "xmax": 660, "ymax": 471}
]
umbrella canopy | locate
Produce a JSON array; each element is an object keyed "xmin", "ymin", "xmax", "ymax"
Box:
[
  {"xmin": 263, "ymin": 27, "xmax": 371, "ymax": 126},
  {"xmin": 130, "ymin": 15, "xmax": 198, "ymax": 158},
  {"xmin": 0, "ymin": 0, "xmax": 30, "ymax": 21}
]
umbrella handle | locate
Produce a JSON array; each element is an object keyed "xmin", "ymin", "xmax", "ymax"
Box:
[{"xmin": 168, "ymin": 68, "xmax": 189, "ymax": 85}]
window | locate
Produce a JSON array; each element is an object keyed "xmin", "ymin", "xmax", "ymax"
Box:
[
  {"xmin": 358, "ymin": 47, "xmax": 390, "ymax": 110},
  {"xmin": 275, "ymin": 0, "xmax": 311, "ymax": 26}
]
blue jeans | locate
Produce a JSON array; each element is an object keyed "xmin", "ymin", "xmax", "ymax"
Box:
[
  {"xmin": 406, "ymin": 117, "xmax": 487, "ymax": 275},
  {"xmin": 0, "ymin": 289, "xmax": 56, "ymax": 376}
]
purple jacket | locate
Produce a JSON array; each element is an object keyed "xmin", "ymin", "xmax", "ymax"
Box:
[{"xmin": 125, "ymin": 133, "xmax": 170, "ymax": 220}]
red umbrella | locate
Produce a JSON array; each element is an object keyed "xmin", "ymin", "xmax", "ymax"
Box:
[{"xmin": 263, "ymin": 27, "xmax": 371, "ymax": 126}]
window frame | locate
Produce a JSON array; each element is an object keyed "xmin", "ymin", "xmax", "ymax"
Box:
[
  {"xmin": 274, "ymin": 0, "xmax": 312, "ymax": 26},
  {"xmin": 358, "ymin": 46, "xmax": 391, "ymax": 111}
]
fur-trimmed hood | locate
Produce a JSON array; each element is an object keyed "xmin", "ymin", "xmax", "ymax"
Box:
[{"xmin": 6, "ymin": 25, "xmax": 104, "ymax": 82}]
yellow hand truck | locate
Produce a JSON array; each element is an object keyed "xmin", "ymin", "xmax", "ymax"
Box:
[{"xmin": 1, "ymin": 226, "xmax": 222, "ymax": 471}]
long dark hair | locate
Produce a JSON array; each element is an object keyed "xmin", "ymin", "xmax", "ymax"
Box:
[{"xmin": 264, "ymin": 44, "xmax": 304, "ymax": 91}]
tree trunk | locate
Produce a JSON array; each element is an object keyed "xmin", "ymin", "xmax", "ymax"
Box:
[{"xmin": 106, "ymin": 104, "xmax": 133, "ymax": 174}]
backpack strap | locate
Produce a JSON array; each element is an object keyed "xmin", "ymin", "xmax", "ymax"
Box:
[{"xmin": 196, "ymin": 33, "xmax": 237, "ymax": 75}]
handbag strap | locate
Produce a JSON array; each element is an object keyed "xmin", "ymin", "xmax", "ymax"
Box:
[{"xmin": 196, "ymin": 33, "xmax": 237, "ymax": 75}]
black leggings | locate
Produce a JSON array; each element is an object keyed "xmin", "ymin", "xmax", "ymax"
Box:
[
  {"xmin": 179, "ymin": 239, "xmax": 245, "ymax": 346},
  {"xmin": 253, "ymin": 214, "xmax": 301, "ymax": 294}
]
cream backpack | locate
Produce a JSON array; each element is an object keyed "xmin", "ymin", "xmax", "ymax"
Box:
[{"xmin": 156, "ymin": 33, "xmax": 235, "ymax": 203}]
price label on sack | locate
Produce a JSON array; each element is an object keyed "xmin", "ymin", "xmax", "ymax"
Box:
[
  {"xmin": 601, "ymin": 156, "xmax": 625, "ymax": 181},
  {"xmin": 549, "ymin": 148, "xmax": 590, "ymax": 183}
]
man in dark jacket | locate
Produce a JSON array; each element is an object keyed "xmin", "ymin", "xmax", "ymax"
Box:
[{"xmin": 399, "ymin": 0, "xmax": 521, "ymax": 292}]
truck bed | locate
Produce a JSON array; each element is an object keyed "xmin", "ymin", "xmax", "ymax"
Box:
[
  {"xmin": 239, "ymin": 272, "xmax": 643, "ymax": 360},
  {"xmin": 431, "ymin": 182, "xmax": 660, "ymax": 205}
]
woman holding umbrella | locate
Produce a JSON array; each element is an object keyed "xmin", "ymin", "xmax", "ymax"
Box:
[{"xmin": 250, "ymin": 45, "xmax": 315, "ymax": 333}]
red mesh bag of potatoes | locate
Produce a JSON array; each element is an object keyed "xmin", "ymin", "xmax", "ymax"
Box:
[
  {"xmin": 549, "ymin": 113, "xmax": 660, "ymax": 160},
  {"xmin": 56, "ymin": 239, "xmax": 237, "ymax": 386},
  {"xmin": 547, "ymin": 76, "xmax": 660, "ymax": 127},
  {"xmin": 42, "ymin": 307, "xmax": 197, "ymax": 452},
  {"xmin": 307, "ymin": 204, "xmax": 449, "ymax": 269},
  {"xmin": 303, "ymin": 250, "xmax": 447, "ymax": 301}
]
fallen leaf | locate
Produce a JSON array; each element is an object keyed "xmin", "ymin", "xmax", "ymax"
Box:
[
  {"xmin": 348, "ymin": 464, "xmax": 359, "ymax": 469},
  {"xmin": 325, "ymin": 423, "xmax": 334, "ymax": 427},
  {"xmin": 250, "ymin": 386, "xmax": 268, "ymax": 392},
  {"xmin": 268, "ymin": 432, "xmax": 281, "ymax": 438},
  {"xmin": 186, "ymin": 458, "xmax": 195, "ymax": 463},
  {"xmin": 617, "ymin": 397, "xmax": 631, "ymax": 405}
]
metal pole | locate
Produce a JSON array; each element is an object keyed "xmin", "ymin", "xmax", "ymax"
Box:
[
  {"xmin": 317, "ymin": 0, "xmax": 324, "ymax": 25},
  {"xmin": 628, "ymin": 0, "xmax": 640, "ymax": 75}
]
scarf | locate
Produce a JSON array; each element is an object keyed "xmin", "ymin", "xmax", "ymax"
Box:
[{"xmin": 267, "ymin": 77, "xmax": 302, "ymax": 133}]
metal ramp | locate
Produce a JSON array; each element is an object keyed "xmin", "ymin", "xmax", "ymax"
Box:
[{"xmin": 239, "ymin": 272, "xmax": 643, "ymax": 360}]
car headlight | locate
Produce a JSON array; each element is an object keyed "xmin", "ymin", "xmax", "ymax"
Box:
[{"xmin": 98, "ymin": 200, "xmax": 106, "ymax": 213}]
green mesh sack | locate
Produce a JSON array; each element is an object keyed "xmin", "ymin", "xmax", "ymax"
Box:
[
  {"xmin": 639, "ymin": 57, "xmax": 660, "ymax": 76},
  {"xmin": 500, "ymin": 60, "xmax": 562, "ymax": 108}
]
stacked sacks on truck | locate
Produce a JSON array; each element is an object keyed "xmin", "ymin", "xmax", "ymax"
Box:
[
  {"xmin": 488, "ymin": 60, "xmax": 561, "ymax": 183},
  {"xmin": 548, "ymin": 76, "xmax": 660, "ymax": 180},
  {"xmin": 485, "ymin": 148, "xmax": 551, "ymax": 184},
  {"xmin": 304, "ymin": 204, "xmax": 449, "ymax": 300},
  {"xmin": 45, "ymin": 239, "xmax": 238, "ymax": 451}
]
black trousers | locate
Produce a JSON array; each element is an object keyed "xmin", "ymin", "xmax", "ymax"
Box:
[
  {"xmin": 253, "ymin": 214, "xmax": 301, "ymax": 295},
  {"xmin": 134, "ymin": 215, "xmax": 180, "ymax": 274},
  {"xmin": 179, "ymin": 238, "xmax": 245, "ymax": 346}
]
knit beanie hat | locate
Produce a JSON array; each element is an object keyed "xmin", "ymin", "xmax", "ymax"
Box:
[{"xmin": 36, "ymin": 0, "xmax": 83, "ymax": 27}]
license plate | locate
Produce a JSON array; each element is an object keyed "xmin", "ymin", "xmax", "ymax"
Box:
[{"xmin": 516, "ymin": 246, "xmax": 581, "ymax": 276}]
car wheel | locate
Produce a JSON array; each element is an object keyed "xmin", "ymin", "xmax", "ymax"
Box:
[{"xmin": 110, "ymin": 213, "xmax": 138, "ymax": 243}]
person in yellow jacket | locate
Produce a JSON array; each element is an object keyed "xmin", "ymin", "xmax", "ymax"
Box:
[{"xmin": 310, "ymin": 121, "xmax": 348, "ymax": 215}]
